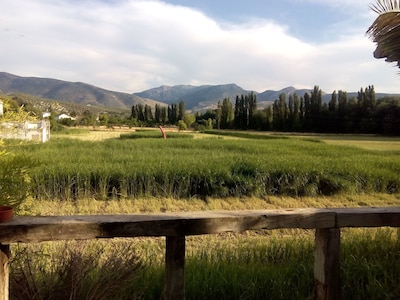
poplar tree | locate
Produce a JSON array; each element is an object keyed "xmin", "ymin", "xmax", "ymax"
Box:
[
  {"xmin": 137, "ymin": 104, "xmax": 145, "ymax": 122},
  {"xmin": 329, "ymin": 91, "xmax": 337, "ymax": 112},
  {"xmin": 357, "ymin": 85, "xmax": 376, "ymax": 132},
  {"xmin": 154, "ymin": 104, "xmax": 161, "ymax": 123},
  {"xmin": 265, "ymin": 106, "xmax": 273, "ymax": 130},
  {"xmin": 168, "ymin": 103, "xmax": 178, "ymax": 125},
  {"xmin": 160, "ymin": 106, "xmax": 167, "ymax": 123},
  {"xmin": 131, "ymin": 105, "xmax": 137, "ymax": 120},
  {"xmin": 240, "ymin": 95, "xmax": 247, "ymax": 129},
  {"xmin": 272, "ymin": 93, "xmax": 287, "ymax": 130},
  {"xmin": 309, "ymin": 86, "xmax": 323, "ymax": 131},
  {"xmin": 292, "ymin": 93, "xmax": 301, "ymax": 131},
  {"xmin": 247, "ymin": 92, "xmax": 257, "ymax": 129},
  {"xmin": 234, "ymin": 95, "xmax": 240, "ymax": 129},
  {"xmin": 144, "ymin": 104, "xmax": 153, "ymax": 123},
  {"xmin": 221, "ymin": 97, "xmax": 234, "ymax": 129},
  {"xmin": 338, "ymin": 90, "xmax": 348, "ymax": 132},
  {"xmin": 216, "ymin": 101, "xmax": 222, "ymax": 130},
  {"xmin": 288, "ymin": 94, "xmax": 294, "ymax": 131},
  {"xmin": 234, "ymin": 95, "xmax": 247, "ymax": 129},
  {"xmin": 178, "ymin": 100, "xmax": 185, "ymax": 120}
]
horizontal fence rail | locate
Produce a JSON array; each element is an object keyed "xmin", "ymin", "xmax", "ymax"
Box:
[{"xmin": 0, "ymin": 207, "xmax": 399, "ymax": 299}]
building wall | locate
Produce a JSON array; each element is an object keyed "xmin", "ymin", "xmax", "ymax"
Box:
[{"xmin": 0, "ymin": 120, "xmax": 50, "ymax": 143}]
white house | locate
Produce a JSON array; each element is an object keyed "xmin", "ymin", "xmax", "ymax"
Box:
[
  {"xmin": 42, "ymin": 112, "xmax": 51, "ymax": 118},
  {"xmin": 57, "ymin": 113, "xmax": 76, "ymax": 120}
]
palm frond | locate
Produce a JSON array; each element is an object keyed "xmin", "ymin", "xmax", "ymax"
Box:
[
  {"xmin": 370, "ymin": 0, "xmax": 400, "ymax": 14},
  {"xmin": 367, "ymin": 1, "xmax": 400, "ymax": 66}
]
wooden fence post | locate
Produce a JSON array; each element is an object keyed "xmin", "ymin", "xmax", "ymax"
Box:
[
  {"xmin": 0, "ymin": 244, "xmax": 9, "ymax": 300},
  {"xmin": 164, "ymin": 236, "xmax": 185, "ymax": 300},
  {"xmin": 314, "ymin": 228, "xmax": 340, "ymax": 300}
]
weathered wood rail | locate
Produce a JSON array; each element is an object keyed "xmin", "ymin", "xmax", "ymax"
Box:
[{"xmin": 0, "ymin": 207, "xmax": 399, "ymax": 300}]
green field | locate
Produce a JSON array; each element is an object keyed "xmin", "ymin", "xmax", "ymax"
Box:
[
  {"xmin": 6, "ymin": 129, "xmax": 400, "ymax": 299},
  {"xmin": 11, "ymin": 129, "xmax": 400, "ymax": 201}
]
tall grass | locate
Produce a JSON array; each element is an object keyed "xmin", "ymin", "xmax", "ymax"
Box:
[
  {"xmin": 183, "ymin": 234, "xmax": 315, "ymax": 300},
  {"xmin": 120, "ymin": 130, "xmax": 194, "ymax": 139},
  {"xmin": 340, "ymin": 228, "xmax": 400, "ymax": 300},
  {"xmin": 10, "ymin": 228, "xmax": 399, "ymax": 300},
  {"xmin": 53, "ymin": 128, "xmax": 91, "ymax": 135},
  {"xmin": 11, "ymin": 135, "xmax": 400, "ymax": 201},
  {"xmin": 10, "ymin": 240, "xmax": 144, "ymax": 300},
  {"xmin": 141, "ymin": 229, "xmax": 400, "ymax": 300}
]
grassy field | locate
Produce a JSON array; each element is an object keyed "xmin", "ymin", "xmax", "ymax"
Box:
[
  {"xmin": 10, "ymin": 129, "xmax": 400, "ymax": 202},
  {"xmin": 203, "ymin": 130, "xmax": 400, "ymax": 151},
  {"xmin": 6, "ymin": 128, "xmax": 400, "ymax": 299},
  {"xmin": 297, "ymin": 134, "xmax": 400, "ymax": 151}
]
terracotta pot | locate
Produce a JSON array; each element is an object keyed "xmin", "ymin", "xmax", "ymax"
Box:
[{"xmin": 0, "ymin": 206, "xmax": 13, "ymax": 223}]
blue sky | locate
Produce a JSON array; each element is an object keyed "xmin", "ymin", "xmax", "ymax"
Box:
[
  {"xmin": 167, "ymin": 0, "xmax": 347, "ymax": 42},
  {"xmin": 1, "ymin": 0, "xmax": 399, "ymax": 94}
]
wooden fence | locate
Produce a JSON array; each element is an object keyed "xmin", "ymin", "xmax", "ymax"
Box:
[{"xmin": 0, "ymin": 207, "xmax": 399, "ymax": 300}]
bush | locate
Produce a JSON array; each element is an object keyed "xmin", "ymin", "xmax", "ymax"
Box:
[
  {"xmin": 177, "ymin": 120, "xmax": 187, "ymax": 131},
  {"xmin": 0, "ymin": 148, "xmax": 34, "ymax": 210}
]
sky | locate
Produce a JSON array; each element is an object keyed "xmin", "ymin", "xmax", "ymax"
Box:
[{"xmin": 1, "ymin": 0, "xmax": 399, "ymax": 94}]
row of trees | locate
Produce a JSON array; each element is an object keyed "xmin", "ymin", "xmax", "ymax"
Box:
[
  {"xmin": 130, "ymin": 101, "xmax": 186, "ymax": 125},
  {"xmin": 128, "ymin": 85, "xmax": 399, "ymax": 135},
  {"xmin": 221, "ymin": 85, "xmax": 398, "ymax": 135},
  {"xmin": 2, "ymin": 84, "xmax": 398, "ymax": 135},
  {"xmin": 12, "ymin": 83, "xmax": 393, "ymax": 135},
  {"xmin": 267, "ymin": 85, "xmax": 399, "ymax": 134}
]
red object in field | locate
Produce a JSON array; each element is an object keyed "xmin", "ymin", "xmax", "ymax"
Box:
[
  {"xmin": 0, "ymin": 206, "xmax": 13, "ymax": 223},
  {"xmin": 159, "ymin": 126, "xmax": 166, "ymax": 139}
]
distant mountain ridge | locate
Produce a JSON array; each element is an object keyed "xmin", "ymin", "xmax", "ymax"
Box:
[
  {"xmin": 134, "ymin": 83, "xmax": 250, "ymax": 110},
  {"xmin": 134, "ymin": 84, "xmax": 316, "ymax": 110},
  {"xmin": 1, "ymin": 72, "xmax": 399, "ymax": 112},
  {"xmin": 135, "ymin": 85, "xmax": 400, "ymax": 110},
  {"xmin": 0, "ymin": 72, "xmax": 162, "ymax": 109},
  {"xmin": 258, "ymin": 86, "xmax": 313, "ymax": 101}
]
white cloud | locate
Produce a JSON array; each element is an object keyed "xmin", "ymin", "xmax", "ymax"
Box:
[{"xmin": 0, "ymin": 0, "xmax": 399, "ymax": 96}]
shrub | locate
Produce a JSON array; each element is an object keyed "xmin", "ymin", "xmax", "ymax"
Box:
[
  {"xmin": 177, "ymin": 120, "xmax": 187, "ymax": 131},
  {"xmin": 0, "ymin": 146, "xmax": 34, "ymax": 210}
]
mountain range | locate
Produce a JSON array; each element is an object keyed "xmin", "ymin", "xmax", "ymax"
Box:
[
  {"xmin": 0, "ymin": 72, "xmax": 398, "ymax": 112},
  {"xmin": 0, "ymin": 72, "xmax": 161, "ymax": 110}
]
